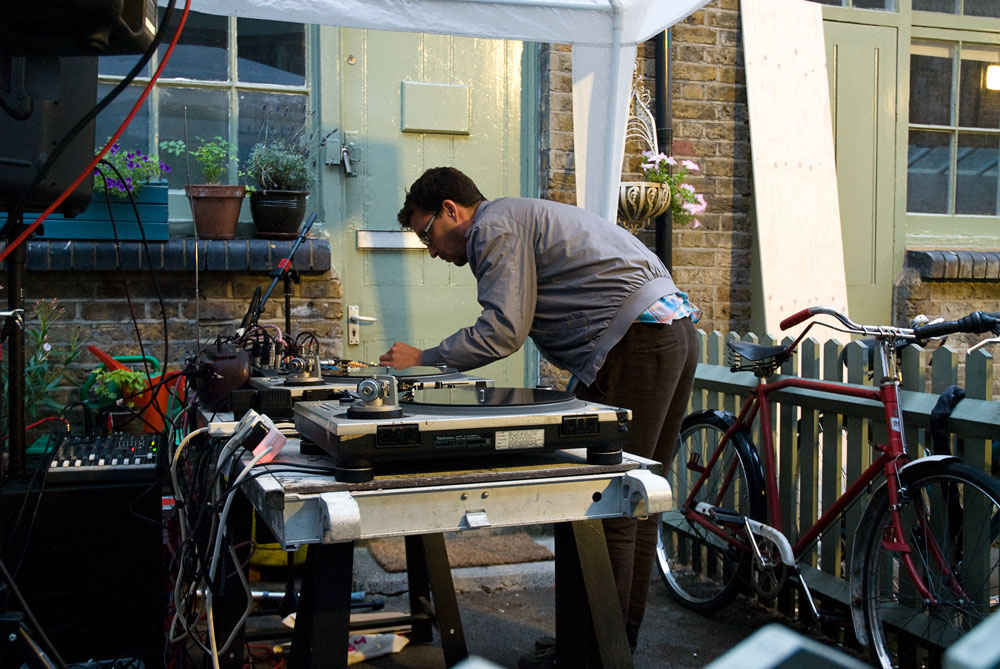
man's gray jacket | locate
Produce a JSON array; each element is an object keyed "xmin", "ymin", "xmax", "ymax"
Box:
[{"xmin": 420, "ymin": 197, "xmax": 678, "ymax": 386}]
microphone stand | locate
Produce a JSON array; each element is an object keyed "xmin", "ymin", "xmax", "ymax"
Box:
[{"xmin": 250, "ymin": 213, "xmax": 318, "ymax": 355}]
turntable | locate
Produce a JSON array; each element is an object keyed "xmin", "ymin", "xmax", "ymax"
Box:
[
  {"xmin": 250, "ymin": 362, "xmax": 494, "ymax": 400},
  {"xmin": 293, "ymin": 375, "xmax": 631, "ymax": 482}
]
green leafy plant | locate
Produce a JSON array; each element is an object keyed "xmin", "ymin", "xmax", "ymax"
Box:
[
  {"xmin": 641, "ymin": 151, "xmax": 707, "ymax": 228},
  {"xmin": 94, "ymin": 142, "xmax": 169, "ymax": 199},
  {"xmin": 0, "ymin": 299, "xmax": 84, "ymax": 438},
  {"xmin": 241, "ymin": 142, "xmax": 311, "ymax": 193},
  {"xmin": 160, "ymin": 136, "xmax": 237, "ymax": 185},
  {"xmin": 89, "ymin": 368, "xmax": 148, "ymax": 409}
]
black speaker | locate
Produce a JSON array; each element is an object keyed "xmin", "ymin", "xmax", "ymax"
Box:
[{"xmin": 0, "ymin": 478, "xmax": 164, "ymax": 666}]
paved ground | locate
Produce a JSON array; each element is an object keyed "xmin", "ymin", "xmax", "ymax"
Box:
[{"xmin": 289, "ymin": 536, "xmax": 870, "ymax": 669}]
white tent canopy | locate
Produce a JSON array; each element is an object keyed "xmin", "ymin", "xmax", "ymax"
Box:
[{"xmin": 165, "ymin": 0, "xmax": 709, "ymax": 220}]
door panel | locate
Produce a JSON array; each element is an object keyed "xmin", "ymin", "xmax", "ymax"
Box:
[
  {"xmin": 825, "ymin": 21, "xmax": 897, "ymax": 326},
  {"xmin": 336, "ymin": 28, "xmax": 527, "ymax": 386}
]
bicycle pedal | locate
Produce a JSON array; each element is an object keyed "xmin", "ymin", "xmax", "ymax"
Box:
[{"xmin": 705, "ymin": 505, "xmax": 744, "ymax": 524}]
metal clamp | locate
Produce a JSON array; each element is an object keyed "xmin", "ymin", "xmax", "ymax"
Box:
[
  {"xmin": 318, "ymin": 491, "xmax": 362, "ymax": 543},
  {"xmin": 621, "ymin": 469, "xmax": 673, "ymax": 518}
]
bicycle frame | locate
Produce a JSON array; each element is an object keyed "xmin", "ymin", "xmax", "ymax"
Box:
[{"xmin": 681, "ymin": 336, "xmax": 947, "ymax": 603}]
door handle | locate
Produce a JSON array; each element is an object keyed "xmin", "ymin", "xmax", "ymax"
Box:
[{"xmin": 348, "ymin": 305, "xmax": 376, "ymax": 345}]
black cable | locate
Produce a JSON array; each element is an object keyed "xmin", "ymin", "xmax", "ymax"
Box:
[{"xmin": 5, "ymin": 0, "xmax": 178, "ymax": 224}]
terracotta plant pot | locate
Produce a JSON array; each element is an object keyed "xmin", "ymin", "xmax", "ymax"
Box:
[
  {"xmin": 186, "ymin": 184, "xmax": 246, "ymax": 239},
  {"xmin": 249, "ymin": 190, "xmax": 308, "ymax": 239}
]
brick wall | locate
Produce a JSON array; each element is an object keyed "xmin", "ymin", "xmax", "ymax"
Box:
[
  {"xmin": 11, "ymin": 268, "xmax": 343, "ymax": 423},
  {"xmin": 538, "ymin": 0, "xmax": 750, "ymax": 387}
]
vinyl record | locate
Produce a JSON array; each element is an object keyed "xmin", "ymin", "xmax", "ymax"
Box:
[
  {"xmin": 403, "ymin": 387, "xmax": 576, "ymax": 407},
  {"xmin": 344, "ymin": 366, "xmax": 459, "ymax": 379}
]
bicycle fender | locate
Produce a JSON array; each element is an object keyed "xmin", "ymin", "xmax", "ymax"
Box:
[{"xmin": 847, "ymin": 455, "xmax": 960, "ymax": 646}]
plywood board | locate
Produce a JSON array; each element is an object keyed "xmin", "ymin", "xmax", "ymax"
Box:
[{"xmin": 742, "ymin": 0, "xmax": 850, "ymax": 342}]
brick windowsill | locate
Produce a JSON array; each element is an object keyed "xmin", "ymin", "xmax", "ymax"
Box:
[
  {"xmin": 2, "ymin": 238, "xmax": 331, "ymax": 274},
  {"xmin": 906, "ymin": 250, "xmax": 1000, "ymax": 281}
]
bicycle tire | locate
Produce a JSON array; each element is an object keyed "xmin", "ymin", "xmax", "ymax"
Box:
[
  {"xmin": 656, "ymin": 410, "xmax": 767, "ymax": 612},
  {"xmin": 856, "ymin": 460, "xmax": 1000, "ymax": 668}
]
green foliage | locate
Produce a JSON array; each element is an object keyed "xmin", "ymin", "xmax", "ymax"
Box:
[
  {"xmin": 0, "ymin": 299, "xmax": 84, "ymax": 438},
  {"xmin": 640, "ymin": 151, "xmax": 708, "ymax": 228},
  {"xmin": 94, "ymin": 142, "xmax": 168, "ymax": 199},
  {"xmin": 241, "ymin": 142, "xmax": 311, "ymax": 192},
  {"xmin": 160, "ymin": 136, "xmax": 237, "ymax": 185},
  {"xmin": 90, "ymin": 368, "xmax": 148, "ymax": 409}
]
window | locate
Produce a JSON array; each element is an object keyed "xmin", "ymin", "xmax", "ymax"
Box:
[
  {"xmin": 809, "ymin": 0, "xmax": 896, "ymax": 10},
  {"xmin": 914, "ymin": 0, "xmax": 1000, "ymax": 18},
  {"xmin": 907, "ymin": 41, "xmax": 1000, "ymax": 215},
  {"xmin": 97, "ymin": 10, "xmax": 309, "ymax": 193}
]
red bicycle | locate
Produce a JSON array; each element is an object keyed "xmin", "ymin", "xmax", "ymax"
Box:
[{"xmin": 656, "ymin": 306, "xmax": 1000, "ymax": 668}]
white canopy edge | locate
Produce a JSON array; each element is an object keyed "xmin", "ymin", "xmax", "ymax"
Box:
[{"xmin": 162, "ymin": 0, "xmax": 710, "ymax": 219}]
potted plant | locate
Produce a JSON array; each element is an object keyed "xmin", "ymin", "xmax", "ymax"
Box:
[
  {"xmin": 242, "ymin": 141, "xmax": 311, "ymax": 239},
  {"xmin": 0, "ymin": 299, "xmax": 85, "ymax": 451},
  {"xmin": 7, "ymin": 143, "xmax": 171, "ymax": 240},
  {"xmin": 161, "ymin": 136, "xmax": 245, "ymax": 240},
  {"xmin": 618, "ymin": 151, "xmax": 707, "ymax": 233}
]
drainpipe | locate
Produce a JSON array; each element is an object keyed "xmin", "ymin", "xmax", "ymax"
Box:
[{"xmin": 653, "ymin": 30, "xmax": 673, "ymax": 271}]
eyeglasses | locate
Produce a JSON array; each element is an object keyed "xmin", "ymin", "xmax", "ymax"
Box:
[{"xmin": 416, "ymin": 212, "xmax": 436, "ymax": 246}]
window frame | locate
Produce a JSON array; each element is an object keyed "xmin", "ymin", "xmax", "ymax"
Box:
[
  {"xmin": 97, "ymin": 13, "xmax": 316, "ymax": 224},
  {"xmin": 907, "ymin": 26, "xmax": 1000, "ymax": 243}
]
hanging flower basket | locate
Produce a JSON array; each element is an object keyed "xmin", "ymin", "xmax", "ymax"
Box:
[{"xmin": 617, "ymin": 181, "xmax": 671, "ymax": 233}]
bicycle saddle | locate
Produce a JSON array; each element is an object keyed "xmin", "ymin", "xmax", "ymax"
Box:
[{"xmin": 727, "ymin": 340, "xmax": 788, "ymax": 361}]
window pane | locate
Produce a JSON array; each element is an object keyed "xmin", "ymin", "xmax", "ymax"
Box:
[
  {"xmin": 958, "ymin": 52, "xmax": 1000, "ymax": 129},
  {"xmin": 852, "ymin": 0, "xmax": 893, "ymax": 10},
  {"xmin": 965, "ymin": 0, "xmax": 1000, "ymax": 18},
  {"xmin": 237, "ymin": 18, "xmax": 305, "ymax": 85},
  {"xmin": 99, "ymin": 54, "xmax": 148, "ymax": 78},
  {"xmin": 158, "ymin": 87, "xmax": 229, "ymax": 188},
  {"xmin": 955, "ymin": 133, "xmax": 999, "ymax": 215},
  {"xmin": 157, "ymin": 9, "xmax": 227, "ymax": 81},
  {"xmin": 910, "ymin": 47, "xmax": 953, "ymax": 126},
  {"xmin": 237, "ymin": 91, "xmax": 308, "ymax": 166},
  {"xmin": 907, "ymin": 130, "xmax": 951, "ymax": 213},
  {"xmin": 95, "ymin": 84, "xmax": 149, "ymax": 155},
  {"xmin": 913, "ymin": 0, "xmax": 957, "ymax": 11}
]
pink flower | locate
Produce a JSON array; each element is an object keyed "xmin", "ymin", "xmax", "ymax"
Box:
[
  {"xmin": 664, "ymin": 156, "xmax": 677, "ymax": 166},
  {"xmin": 690, "ymin": 219, "xmax": 701, "ymax": 229},
  {"xmin": 681, "ymin": 159, "xmax": 700, "ymax": 172},
  {"xmin": 680, "ymin": 183, "xmax": 695, "ymax": 193}
]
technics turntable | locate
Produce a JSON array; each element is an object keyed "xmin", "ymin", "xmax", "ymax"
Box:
[
  {"xmin": 250, "ymin": 364, "xmax": 493, "ymax": 399},
  {"xmin": 293, "ymin": 375, "xmax": 631, "ymax": 482}
]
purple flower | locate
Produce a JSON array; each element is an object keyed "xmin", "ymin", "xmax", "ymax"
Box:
[
  {"xmin": 163, "ymin": 165, "xmax": 171, "ymax": 173},
  {"xmin": 110, "ymin": 144, "xmax": 120, "ymax": 155}
]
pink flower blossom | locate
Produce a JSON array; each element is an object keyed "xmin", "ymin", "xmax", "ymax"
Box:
[
  {"xmin": 681, "ymin": 159, "xmax": 700, "ymax": 172},
  {"xmin": 690, "ymin": 219, "xmax": 701, "ymax": 229},
  {"xmin": 680, "ymin": 183, "xmax": 695, "ymax": 193}
]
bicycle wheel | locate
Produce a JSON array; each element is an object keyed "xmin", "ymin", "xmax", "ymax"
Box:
[
  {"xmin": 656, "ymin": 410, "xmax": 766, "ymax": 612},
  {"xmin": 857, "ymin": 460, "xmax": 1000, "ymax": 668}
]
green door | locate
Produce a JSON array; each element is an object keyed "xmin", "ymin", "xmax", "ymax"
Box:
[
  {"xmin": 318, "ymin": 28, "xmax": 529, "ymax": 386},
  {"xmin": 825, "ymin": 21, "xmax": 897, "ymax": 326}
]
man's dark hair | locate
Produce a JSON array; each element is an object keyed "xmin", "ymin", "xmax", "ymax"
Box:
[{"xmin": 397, "ymin": 167, "xmax": 485, "ymax": 228}]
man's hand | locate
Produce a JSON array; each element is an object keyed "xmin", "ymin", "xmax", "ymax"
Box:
[{"xmin": 379, "ymin": 342, "xmax": 423, "ymax": 369}]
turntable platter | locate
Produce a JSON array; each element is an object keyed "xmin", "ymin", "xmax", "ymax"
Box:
[
  {"xmin": 334, "ymin": 365, "xmax": 460, "ymax": 379},
  {"xmin": 404, "ymin": 387, "xmax": 575, "ymax": 407}
]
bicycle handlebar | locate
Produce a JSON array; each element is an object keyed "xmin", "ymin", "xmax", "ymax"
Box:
[
  {"xmin": 912, "ymin": 311, "xmax": 1000, "ymax": 340},
  {"xmin": 779, "ymin": 308, "xmax": 814, "ymax": 330}
]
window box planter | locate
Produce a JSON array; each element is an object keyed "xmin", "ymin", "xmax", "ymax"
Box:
[{"xmin": 13, "ymin": 181, "xmax": 169, "ymax": 241}]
